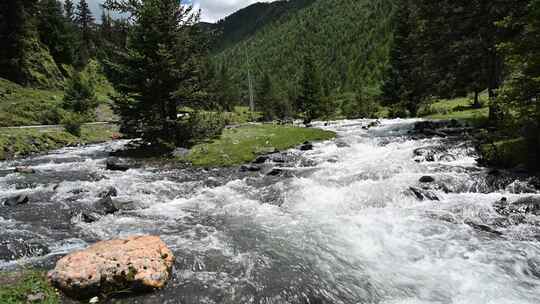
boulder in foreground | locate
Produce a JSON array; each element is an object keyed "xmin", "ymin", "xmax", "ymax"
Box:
[{"xmin": 48, "ymin": 236, "xmax": 174, "ymax": 299}]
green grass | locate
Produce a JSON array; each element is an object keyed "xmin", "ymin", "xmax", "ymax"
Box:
[
  {"xmin": 421, "ymin": 95, "xmax": 489, "ymax": 126},
  {"xmin": 0, "ymin": 270, "xmax": 59, "ymax": 304},
  {"xmin": 0, "ymin": 61, "xmax": 117, "ymax": 127},
  {"xmin": 183, "ymin": 106, "xmax": 263, "ymax": 126},
  {"xmin": 185, "ymin": 124, "xmax": 336, "ymax": 166},
  {"xmin": 0, "ymin": 124, "xmax": 120, "ymax": 160},
  {"xmin": 0, "ymin": 78, "xmax": 64, "ymax": 127}
]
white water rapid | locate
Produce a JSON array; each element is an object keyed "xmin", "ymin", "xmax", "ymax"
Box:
[{"xmin": 1, "ymin": 119, "xmax": 539, "ymax": 303}]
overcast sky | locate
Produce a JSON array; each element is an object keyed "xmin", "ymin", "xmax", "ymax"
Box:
[{"xmin": 88, "ymin": 0, "xmax": 276, "ymax": 22}]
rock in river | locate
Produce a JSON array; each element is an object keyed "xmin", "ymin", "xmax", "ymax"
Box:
[
  {"xmin": 14, "ymin": 166, "xmax": 36, "ymax": 174},
  {"xmin": 419, "ymin": 176, "xmax": 435, "ymax": 183},
  {"xmin": 299, "ymin": 142, "xmax": 314, "ymax": 151},
  {"xmin": 48, "ymin": 236, "xmax": 175, "ymax": 299},
  {"xmin": 2, "ymin": 195, "xmax": 29, "ymax": 207},
  {"xmin": 106, "ymin": 158, "xmax": 131, "ymax": 172}
]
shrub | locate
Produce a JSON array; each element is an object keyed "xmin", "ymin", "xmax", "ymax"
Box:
[
  {"xmin": 62, "ymin": 72, "xmax": 98, "ymax": 118},
  {"xmin": 62, "ymin": 113, "xmax": 84, "ymax": 137}
]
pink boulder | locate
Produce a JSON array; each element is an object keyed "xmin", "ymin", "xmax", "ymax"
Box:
[{"xmin": 48, "ymin": 236, "xmax": 174, "ymax": 298}]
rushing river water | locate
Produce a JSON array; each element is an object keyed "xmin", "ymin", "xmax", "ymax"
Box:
[{"xmin": 1, "ymin": 119, "xmax": 540, "ymax": 304}]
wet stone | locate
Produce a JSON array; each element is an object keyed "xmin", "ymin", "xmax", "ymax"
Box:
[
  {"xmin": 408, "ymin": 187, "xmax": 440, "ymax": 201},
  {"xmin": 240, "ymin": 165, "xmax": 262, "ymax": 172},
  {"xmin": 419, "ymin": 176, "xmax": 435, "ymax": 183},
  {"xmin": 2, "ymin": 195, "xmax": 30, "ymax": 207},
  {"xmin": 267, "ymin": 168, "xmax": 284, "ymax": 176},
  {"xmin": 0, "ymin": 239, "xmax": 50, "ymax": 262},
  {"xmin": 299, "ymin": 142, "xmax": 314, "ymax": 151},
  {"xmin": 106, "ymin": 158, "xmax": 131, "ymax": 171},
  {"xmin": 14, "ymin": 166, "xmax": 35, "ymax": 174},
  {"xmin": 98, "ymin": 186, "xmax": 118, "ymax": 198}
]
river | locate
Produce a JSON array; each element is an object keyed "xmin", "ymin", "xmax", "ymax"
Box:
[{"xmin": 1, "ymin": 119, "xmax": 540, "ymax": 303}]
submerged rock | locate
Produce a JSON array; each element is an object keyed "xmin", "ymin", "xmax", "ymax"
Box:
[
  {"xmin": 419, "ymin": 176, "xmax": 435, "ymax": 183},
  {"xmin": 2, "ymin": 195, "xmax": 30, "ymax": 207},
  {"xmin": 94, "ymin": 196, "xmax": 119, "ymax": 215},
  {"xmin": 98, "ymin": 187, "xmax": 118, "ymax": 198},
  {"xmin": 299, "ymin": 142, "xmax": 314, "ymax": 151},
  {"xmin": 14, "ymin": 166, "xmax": 36, "ymax": 174},
  {"xmin": 0, "ymin": 239, "xmax": 50, "ymax": 261},
  {"xmin": 253, "ymin": 155, "xmax": 269, "ymax": 164},
  {"xmin": 439, "ymin": 154, "xmax": 457, "ymax": 162},
  {"xmin": 81, "ymin": 211, "xmax": 101, "ymax": 223},
  {"xmin": 464, "ymin": 220, "xmax": 503, "ymax": 236},
  {"xmin": 494, "ymin": 196, "xmax": 540, "ymax": 216},
  {"xmin": 48, "ymin": 236, "xmax": 175, "ymax": 299},
  {"xmin": 267, "ymin": 168, "xmax": 284, "ymax": 176},
  {"xmin": 106, "ymin": 158, "xmax": 131, "ymax": 172},
  {"xmin": 408, "ymin": 187, "xmax": 439, "ymax": 201},
  {"xmin": 509, "ymin": 196, "xmax": 540, "ymax": 215},
  {"xmin": 240, "ymin": 165, "xmax": 261, "ymax": 172}
]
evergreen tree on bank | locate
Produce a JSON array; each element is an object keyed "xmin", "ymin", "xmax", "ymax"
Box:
[
  {"xmin": 104, "ymin": 0, "xmax": 208, "ymax": 147},
  {"xmin": 75, "ymin": 0, "xmax": 95, "ymax": 65},
  {"xmin": 64, "ymin": 0, "xmax": 75, "ymax": 21},
  {"xmin": 38, "ymin": 0, "xmax": 77, "ymax": 66},
  {"xmin": 296, "ymin": 55, "xmax": 323, "ymax": 123},
  {"xmin": 497, "ymin": 0, "xmax": 540, "ymax": 170}
]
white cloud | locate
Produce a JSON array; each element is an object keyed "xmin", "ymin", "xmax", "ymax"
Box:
[
  {"xmin": 87, "ymin": 0, "xmax": 277, "ymax": 23},
  {"xmin": 191, "ymin": 0, "xmax": 277, "ymax": 22}
]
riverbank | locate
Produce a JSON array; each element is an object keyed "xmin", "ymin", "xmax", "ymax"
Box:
[
  {"xmin": 0, "ymin": 124, "xmax": 120, "ymax": 161},
  {"xmin": 420, "ymin": 96, "xmax": 538, "ymax": 174},
  {"xmin": 0, "ymin": 270, "xmax": 58, "ymax": 304}
]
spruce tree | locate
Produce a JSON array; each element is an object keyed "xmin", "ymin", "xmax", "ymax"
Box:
[
  {"xmin": 38, "ymin": 0, "xmax": 77, "ymax": 66},
  {"xmin": 257, "ymin": 73, "xmax": 276, "ymax": 121},
  {"xmin": 296, "ymin": 55, "xmax": 323, "ymax": 123},
  {"xmin": 215, "ymin": 64, "xmax": 238, "ymax": 112},
  {"xmin": 64, "ymin": 0, "xmax": 75, "ymax": 21},
  {"xmin": 0, "ymin": 0, "xmax": 40, "ymax": 84},
  {"xmin": 382, "ymin": 0, "xmax": 429, "ymax": 117},
  {"xmin": 75, "ymin": 0, "xmax": 95, "ymax": 64},
  {"xmin": 497, "ymin": 0, "xmax": 540, "ymax": 170},
  {"xmin": 104, "ymin": 0, "xmax": 208, "ymax": 146}
]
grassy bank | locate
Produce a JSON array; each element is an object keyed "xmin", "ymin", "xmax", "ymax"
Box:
[
  {"xmin": 0, "ymin": 61, "xmax": 117, "ymax": 127},
  {"xmin": 185, "ymin": 124, "xmax": 336, "ymax": 167},
  {"xmin": 0, "ymin": 270, "xmax": 59, "ymax": 304},
  {"xmin": 419, "ymin": 96, "xmax": 536, "ymax": 171},
  {"xmin": 421, "ymin": 95, "xmax": 489, "ymax": 126},
  {"xmin": 0, "ymin": 124, "xmax": 120, "ymax": 160}
]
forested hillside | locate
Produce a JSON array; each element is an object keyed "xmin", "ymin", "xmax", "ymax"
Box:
[
  {"xmin": 208, "ymin": 0, "xmax": 315, "ymax": 50},
  {"xmin": 214, "ymin": 0, "xmax": 396, "ymax": 105}
]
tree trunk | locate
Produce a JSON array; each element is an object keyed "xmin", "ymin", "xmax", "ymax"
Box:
[{"xmin": 472, "ymin": 90, "xmax": 481, "ymax": 109}]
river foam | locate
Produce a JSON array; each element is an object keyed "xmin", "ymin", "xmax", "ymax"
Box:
[{"xmin": 1, "ymin": 119, "xmax": 539, "ymax": 303}]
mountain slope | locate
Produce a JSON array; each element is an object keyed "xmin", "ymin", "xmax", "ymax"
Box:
[
  {"xmin": 215, "ymin": 0, "xmax": 396, "ymax": 99},
  {"xmin": 209, "ymin": 0, "xmax": 316, "ymax": 50}
]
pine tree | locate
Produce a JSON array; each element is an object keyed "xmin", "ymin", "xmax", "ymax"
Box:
[
  {"xmin": 38, "ymin": 0, "xmax": 77, "ymax": 66},
  {"xmin": 100, "ymin": 9, "xmax": 113, "ymax": 41},
  {"xmin": 497, "ymin": 0, "xmax": 540, "ymax": 170},
  {"xmin": 75, "ymin": 0, "xmax": 95, "ymax": 64},
  {"xmin": 64, "ymin": 0, "xmax": 75, "ymax": 21},
  {"xmin": 381, "ymin": 0, "xmax": 427, "ymax": 116},
  {"xmin": 0, "ymin": 0, "xmax": 40, "ymax": 84},
  {"xmin": 296, "ymin": 55, "xmax": 323, "ymax": 123},
  {"xmin": 257, "ymin": 73, "xmax": 276, "ymax": 120},
  {"xmin": 104, "ymin": 0, "xmax": 208, "ymax": 146},
  {"xmin": 215, "ymin": 64, "xmax": 238, "ymax": 112}
]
